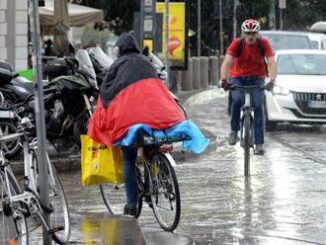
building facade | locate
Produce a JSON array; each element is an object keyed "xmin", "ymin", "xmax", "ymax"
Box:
[{"xmin": 0, "ymin": 0, "xmax": 28, "ymax": 71}]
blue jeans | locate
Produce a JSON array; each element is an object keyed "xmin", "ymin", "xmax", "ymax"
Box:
[
  {"xmin": 230, "ymin": 78, "xmax": 265, "ymax": 145},
  {"xmin": 122, "ymin": 147, "xmax": 138, "ymax": 207}
]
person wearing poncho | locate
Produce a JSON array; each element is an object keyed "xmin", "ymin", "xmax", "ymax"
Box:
[{"xmin": 88, "ymin": 32, "xmax": 186, "ymax": 216}]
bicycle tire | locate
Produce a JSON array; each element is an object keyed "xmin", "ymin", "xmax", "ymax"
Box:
[
  {"xmin": 47, "ymin": 164, "xmax": 71, "ymax": 244},
  {"xmin": 0, "ymin": 121, "xmax": 21, "ymax": 158},
  {"xmin": 31, "ymin": 156, "xmax": 71, "ymax": 244},
  {"xmin": 100, "ymin": 164, "xmax": 143, "ymax": 218},
  {"xmin": 0, "ymin": 168, "xmax": 28, "ymax": 245},
  {"xmin": 148, "ymin": 152, "xmax": 181, "ymax": 232},
  {"xmin": 243, "ymin": 114, "xmax": 251, "ymax": 177}
]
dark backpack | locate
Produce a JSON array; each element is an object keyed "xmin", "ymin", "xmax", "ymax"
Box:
[{"xmin": 235, "ymin": 37, "xmax": 269, "ymax": 76}]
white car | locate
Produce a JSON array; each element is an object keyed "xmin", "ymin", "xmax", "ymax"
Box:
[
  {"xmin": 265, "ymin": 49, "xmax": 326, "ymax": 131},
  {"xmin": 307, "ymin": 33, "xmax": 326, "ymax": 50}
]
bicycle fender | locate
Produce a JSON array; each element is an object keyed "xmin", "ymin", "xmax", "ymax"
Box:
[{"xmin": 164, "ymin": 153, "xmax": 176, "ymax": 168}]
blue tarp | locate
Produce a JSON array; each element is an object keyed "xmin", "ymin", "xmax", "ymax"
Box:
[{"xmin": 114, "ymin": 120, "xmax": 210, "ymax": 154}]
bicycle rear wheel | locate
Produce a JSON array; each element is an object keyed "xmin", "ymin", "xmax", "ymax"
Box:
[
  {"xmin": 148, "ymin": 152, "xmax": 180, "ymax": 232},
  {"xmin": 100, "ymin": 165, "xmax": 143, "ymax": 218},
  {"xmin": 0, "ymin": 168, "xmax": 28, "ymax": 245},
  {"xmin": 243, "ymin": 114, "xmax": 251, "ymax": 177}
]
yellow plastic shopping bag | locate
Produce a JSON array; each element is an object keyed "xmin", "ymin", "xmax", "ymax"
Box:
[{"xmin": 81, "ymin": 135, "xmax": 124, "ymax": 186}]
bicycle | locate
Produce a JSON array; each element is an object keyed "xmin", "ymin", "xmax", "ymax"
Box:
[
  {"xmin": 230, "ymin": 84, "xmax": 265, "ymax": 177},
  {"xmin": 100, "ymin": 131, "xmax": 188, "ymax": 232},
  {"xmin": 0, "ymin": 108, "xmax": 71, "ymax": 244}
]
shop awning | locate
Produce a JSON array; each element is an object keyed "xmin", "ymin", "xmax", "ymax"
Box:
[{"xmin": 39, "ymin": 2, "xmax": 103, "ymax": 28}]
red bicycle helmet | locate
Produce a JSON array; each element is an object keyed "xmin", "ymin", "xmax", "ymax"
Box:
[{"xmin": 241, "ymin": 19, "xmax": 261, "ymax": 33}]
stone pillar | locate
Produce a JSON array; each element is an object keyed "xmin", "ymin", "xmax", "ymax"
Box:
[
  {"xmin": 1, "ymin": 0, "xmax": 28, "ymax": 70},
  {"xmin": 0, "ymin": 0, "xmax": 8, "ymax": 62},
  {"xmin": 192, "ymin": 57, "xmax": 200, "ymax": 90},
  {"xmin": 209, "ymin": 56, "xmax": 219, "ymax": 85},
  {"xmin": 200, "ymin": 56, "xmax": 209, "ymax": 88},
  {"xmin": 181, "ymin": 58, "xmax": 193, "ymax": 90},
  {"xmin": 14, "ymin": 0, "xmax": 28, "ymax": 70}
]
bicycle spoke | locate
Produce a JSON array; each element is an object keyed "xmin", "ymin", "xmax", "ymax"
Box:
[{"xmin": 149, "ymin": 153, "xmax": 180, "ymax": 231}]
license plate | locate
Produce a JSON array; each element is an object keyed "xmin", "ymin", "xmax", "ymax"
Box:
[{"xmin": 308, "ymin": 100, "xmax": 326, "ymax": 108}]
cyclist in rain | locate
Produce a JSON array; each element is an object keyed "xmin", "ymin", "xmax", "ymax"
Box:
[
  {"xmin": 88, "ymin": 32, "xmax": 186, "ymax": 216},
  {"xmin": 220, "ymin": 19, "xmax": 277, "ymax": 155}
]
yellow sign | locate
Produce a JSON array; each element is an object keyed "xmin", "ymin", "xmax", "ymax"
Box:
[
  {"xmin": 156, "ymin": 2, "xmax": 186, "ymax": 64},
  {"xmin": 143, "ymin": 39, "xmax": 154, "ymax": 53}
]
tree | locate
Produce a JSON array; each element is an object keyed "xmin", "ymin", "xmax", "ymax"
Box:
[
  {"xmin": 76, "ymin": 0, "xmax": 326, "ymax": 55},
  {"xmin": 75, "ymin": 0, "xmax": 140, "ymax": 35}
]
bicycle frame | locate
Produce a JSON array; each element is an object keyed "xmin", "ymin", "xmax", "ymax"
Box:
[
  {"xmin": 240, "ymin": 90, "xmax": 254, "ymax": 148},
  {"xmin": 231, "ymin": 84, "xmax": 265, "ymax": 177}
]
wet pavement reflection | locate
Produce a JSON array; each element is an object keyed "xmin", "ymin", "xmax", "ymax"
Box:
[
  {"xmin": 175, "ymin": 89, "xmax": 326, "ymax": 244},
  {"xmin": 28, "ymin": 89, "xmax": 326, "ymax": 244},
  {"xmin": 80, "ymin": 214, "xmax": 146, "ymax": 244}
]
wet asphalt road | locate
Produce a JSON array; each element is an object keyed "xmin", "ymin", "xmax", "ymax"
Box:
[{"xmin": 28, "ymin": 88, "xmax": 326, "ymax": 244}]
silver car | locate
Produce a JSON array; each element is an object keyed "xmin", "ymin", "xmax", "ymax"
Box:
[{"xmin": 265, "ymin": 49, "xmax": 326, "ymax": 131}]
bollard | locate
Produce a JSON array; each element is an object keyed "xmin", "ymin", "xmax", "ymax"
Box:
[
  {"xmin": 200, "ymin": 56, "xmax": 209, "ymax": 88},
  {"xmin": 209, "ymin": 56, "xmax": 219, "ymax": 85},
  {"xmin": 192, "ymin": 57, "xmax": 201, "ymax": 90},
  {"xmin": 181, "ymin": 58, "xmax": 193, "ymax": 90}
]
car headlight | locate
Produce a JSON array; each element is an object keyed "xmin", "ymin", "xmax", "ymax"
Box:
[{"xmin": 272, "ymin": 85, "xmax": 290, "ymax": 96}]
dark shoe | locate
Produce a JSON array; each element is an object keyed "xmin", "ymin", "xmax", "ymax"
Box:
[
  {"xmin": 254, "ymin": 144, "xmax": 264, "ymax": 155},
  {"xmin": 123, "ymin": 204, "xmax": 137, "ymax": 216},
  {"xmin": 228, "ymin": 131, "xmax": 238, "ymax": 145}
]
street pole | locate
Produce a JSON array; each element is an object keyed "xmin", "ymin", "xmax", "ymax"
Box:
[
  {"xmin": 164, "ymin": 0, "xmax": 170, "ymax": 87},
  {"xmin": 233, "ymin": 0, "xmax": 238, "ymax": 39},
  {"xmin": 280, "ymin": 8, "xmax": 283, "ymax": 30},
  {"xmin": 279, "ymin": 0, "xmax": 286, "ymax": 30},
  {"xmin": 29, "ymin": 0, "xmax": 51, "ymax": 244},
  {"xmin": 269, "ymin": 0, "xmax": 276, "ymax": 30},
  {"xmin": 197, "ymin": 0, "xmax": 201, "ymax": 56},
  {"xmin": 219, "ymin": 0, "xmax": 224, "ymax": 55}
]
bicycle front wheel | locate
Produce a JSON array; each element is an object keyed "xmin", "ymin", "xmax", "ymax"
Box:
[
  {"xmin": 148, "ymin": 152, "xmax": 181, "ymax": 232},
  {"xmin": 0, "ymin": 168, "xmax": 28, "ymax": 245},
  {"xmin": 243, "ymin": 114, "xmax": 251, "ymax": 177},
  {"xmin": 47, "ymin": 163, "xmax": 71, "ymax": 244}
]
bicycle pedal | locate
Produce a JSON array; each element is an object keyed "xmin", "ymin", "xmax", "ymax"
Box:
[{"xmin": 49, "ymin": 226, "xmax": 64, "ymax": 234}]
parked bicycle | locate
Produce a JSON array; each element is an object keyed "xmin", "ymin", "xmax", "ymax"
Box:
[
  {"xmin": 230, "ymin": 84, "xmax": 266, "ymax": 177},
  {"xmin": 0, "ymin": 104, "xmax": 71, "ymax": 244},
  {"xmin": 100, "ymin": 132, "xmax": 188, "ymax": 232}
]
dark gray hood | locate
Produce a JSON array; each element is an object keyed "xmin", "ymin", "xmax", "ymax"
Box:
[{"xmin": 115, "ymin": 32, "xmax": 140, "ymax": 56}]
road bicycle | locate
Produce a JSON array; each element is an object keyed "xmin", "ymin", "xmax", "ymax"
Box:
[
  {"xmin": 100, "ymin": 132, "xmax": 189, "ymax": 232},
  {"xmin": 230, "ymin": 84, "xmax": 265, "ymax": 177},
  {"xmin": 0, "ymin": 109, "xmax": 71, "ymax": 244}
]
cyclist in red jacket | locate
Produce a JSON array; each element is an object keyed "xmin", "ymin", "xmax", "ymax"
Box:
[{"xmin": 220, "ymin": 19, "xmax": 277, "ymax": 155}]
